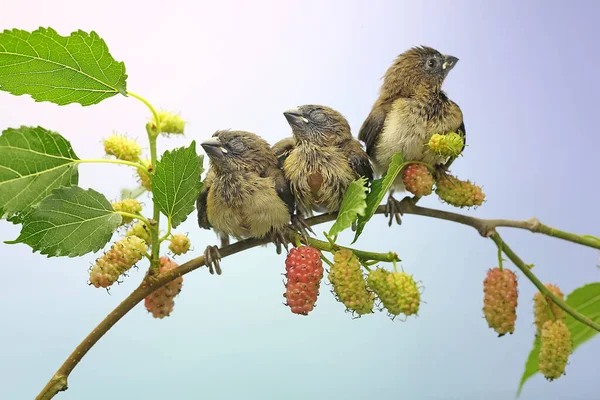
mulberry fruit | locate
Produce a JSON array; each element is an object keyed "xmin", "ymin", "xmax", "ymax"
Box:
[
  {"xmin": 534, "ymin": 284, "xmax": 566, "ymax": 335},
  {"xmin": 137, "ymin": 159, "xmax": 152, "ymax": 191},
  {"xmin": 482, "ymin": 267, "xmax": 518, "ymax": 336},
  {"xmin": 111, "ymin": 199, "xmax": 142, "ymax": 224},
  {"xmin": 367, "ymin": 268, "xmax": 421, "ymax": 317},
  {"xmin": 435, "ymin": 173, "xmax": 485, "ymax": 208},
  {"xmin": 126, "ymin": 221, "xmax": 152, "ymax": 245},
  {"xmin": 144, "ymin": 256, "xmax": 183, "ymax": 319},
  {"xmin": 402, "ymin": 164, "xmax": 434, "ymax": 197},
  {"xmin": 328, "ymin": 249, "xmax": 374, "ymax": 316},
  {"xmin": 152, "ymin": 111, "xmax": 186, "ymax": 135},
  {"xmin": 89, "ymin": 236, "xmax": 148, "ymax": 288},
  {"xmin": 169, "ymin": 234, "xmax": 191, "ymax": 255},
  {"xmin": 103, "ymin": 134, "xmax": 142, "ymax": 162},
  {"xmin": 283, "ymin": 245, "xmax": 324, "ymax": 315},
  {"xmin": 539, "ymin": 320, "xmax": 572, "ymax": 381},
  {"xmin": 428, "ymin": 132, "xmax": 465, "ymax": 158}
]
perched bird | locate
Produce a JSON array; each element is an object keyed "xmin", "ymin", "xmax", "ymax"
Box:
[
  {"xmin": 358, "ymin": 46, "xmax": 465, "ymax": 225},
  {"xmin": 196, "ymin": 130, "xmax": 295, "ymax": 274},
  {"xmin": 276, "ymin": 105, "xmax": 373, "ymax": 217}
]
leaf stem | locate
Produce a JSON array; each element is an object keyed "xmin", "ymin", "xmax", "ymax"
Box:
[
  {"xmin": 75, "ymin": 158, "xmax": 147, "ymax": 171},
  {"xmin": 490, "ymin": 232, "xmax": 600, "ymax": 332},
  {"xmin": 116, "ymin": 211, "xmax": 150, "ymax": 226},
  {"xmin": 127, "ymin": 91, "xmax": 160, "ymax": 133},
  {"xmin": 304, "ymin": 235, "xmax": 399, "ymax": 263},
  {"xmin": 159, "ymin": 217, "xmax": 172, "ymax": 243}
]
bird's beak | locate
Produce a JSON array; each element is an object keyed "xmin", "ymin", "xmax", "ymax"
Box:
[
  {"xmin": 201, "ymin": 137, "xmax": 226, "ymax": 159},
  {"xmin": 442, "ymin": 55, "xmax": 459, "ymax": 72},
  {"xmin": 283, "ymin": 107, "xmax": 309, "ymax": 127}
]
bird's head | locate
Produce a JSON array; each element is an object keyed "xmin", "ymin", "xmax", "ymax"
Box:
[
  {"xmin": 283, "ymin": 105, "xmax": 351, "ymax": 146},
  {"xmin": 201, "ymin": 130, "xmax": 273, "ymax": 173},
  {"xmin": 382, "ymin": 46, "xmax": 459, "ymax": 99}
]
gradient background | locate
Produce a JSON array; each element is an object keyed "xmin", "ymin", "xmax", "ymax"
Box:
[{"xmin": 1, "ymin": 1, "xmax": 599, "ymax": 399}]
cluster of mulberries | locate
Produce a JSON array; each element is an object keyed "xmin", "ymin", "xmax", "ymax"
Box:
[
  {"xmin": 328, "ymin": 249, "xmax": 374, "ymax": 316},
  {"xmin": 367, "ymin": 268, "xmax": 421, "ymax": 317},
  {"xmin": 126, "ymin": 221, "xmax": 152, "ymax": 245},
  {"xmin": 144, "ymin": 256, "xmax": 184, "ymax": 319},
  {"xmin": 435, "ymin": 173, "xmax": 485, "ymax": 208},
  {"xmin": 428, "ymin": 132, "xmax": 464, "ymax": 158},
  {"xmin": 152, "ymin": 111, "xmax": 186, "ymax": 135},
  {"xmin": 539, "ymin": 320, "xmax": 572, "ymax": 381},
  {"xmin": 283, "ymin": 245, "xmax": 324, "ymax": 315},
  {"xmin": 103, "ymin": 134, "xmax": 142, "ymax": 162},
  {"xmin": 402, "ymin": 164, "xmax": 434, "ymax": 197},
  {"xmin": 482, "ymin": 267, "xmax": 519, "ymax": 336},
  {"xmin": 169, "ymin": 234, "xmax": 191, "ymax": 255},
  {"xmin": 89, "ymin": 236, "xmax": 148, "ymax": 288},
  {"xmin": 534, "ymin": 283, "xmax": 566, "ymax": 335},
  {"xmin": 111, "ymin": 199, "xmax": 142, "ymax": 224}
]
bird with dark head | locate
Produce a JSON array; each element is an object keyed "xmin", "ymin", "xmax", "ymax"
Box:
[
  {"xmin": 358, "ymin": 46, "xmax": 465, "ymax": 225},
  {"xmin": 196, "ymin": 130, "xmax": 296, "ymax": 274},
  {"xmin": 274, "ymin": 104, "xmax": 373, "ymax": 217}
]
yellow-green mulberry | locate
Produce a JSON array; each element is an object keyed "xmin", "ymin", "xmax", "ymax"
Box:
[
  {"xmin": 539, "ymin": 320, "xmax": 572, "ymax": 381},
  {"xmin": 534, "ymin": 283, "xmax": 566, "ymax": 335},
  {"xmin": 328, "ymin": 249, "xmax": 374, "ymax": 316},
  {"xmin": 367, "ymin": 268, "xmax": 421, "ymax": 317}
]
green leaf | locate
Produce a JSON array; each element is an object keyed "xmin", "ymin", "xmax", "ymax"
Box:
[
  {"xmin": 328, "ymin": 177, "xmax": 368, "ymax": 237},
  {"xmin": 352, "ymin": 152, "xmax": 405, "ymax": 243},
  {"xmin": 121, "ymin": 186, "xmax": 147, "ymax": 200},
  {"xmin": 6, "ymin": 186, "xmax": 121, "ymax": 257},
  {"xmin": 516, "ymin": 282, "xmax": 600, "ymax": 396},
  {"xmin": 0, "ymin": 126, "xmax": 79, "ymax": 223},
  {"xmin": 0, "ymin": 27, "xmax": 127, "ymax": 106},
  {"xmin": 152, "ymin": 141, "xmax": 204, "ymax": 228}
]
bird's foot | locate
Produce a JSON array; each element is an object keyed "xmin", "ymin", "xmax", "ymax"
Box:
[
  {"xmin": 384, "ymin": 193, "xmax": 403, "ymax": 227},
  {"xmin": 271, "ymin": 229, "xmax": 291, "ymax": 255},
  {"xmin": 290, "ymin": 214, "xmax": 315, "ymax": 245},
  {"xmin": 203, "ymin": 245, "xmax": 222, "ymax": 275},
  {"xmin": 433, "ymin": 163, "xmax": 450, "ymax": 181}
]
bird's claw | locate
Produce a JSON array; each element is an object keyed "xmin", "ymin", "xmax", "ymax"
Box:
[
  {"xmin": 291, "ymin": 214, "xmax": 314, "ymax": 245},
  {"xmin": 204, "ymin": 245, "xmax": 222, "ymax": 275},
  {"xmin": 272, "ymin": 230, "xmax": 291, "ymax": 255},
  {"xmin": 384, "ymin": 194, "xmax": 403, "ymax": 227}
]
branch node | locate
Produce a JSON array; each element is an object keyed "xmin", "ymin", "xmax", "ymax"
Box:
[{"xmin": 526, "ymin": 217, "xmax": 542, "ymax": 231}]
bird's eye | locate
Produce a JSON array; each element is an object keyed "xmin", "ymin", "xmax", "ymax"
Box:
[
  {"xmin": 228, "ymin": 138, "xmax": 246, "ymax": 153},
  {"xmin": 427, "ymin": 59, "xmax": 436, "ymax": 68},
  {"xmin": 310, "ymin": 110, "xmax": 326, "ymax": 123}
]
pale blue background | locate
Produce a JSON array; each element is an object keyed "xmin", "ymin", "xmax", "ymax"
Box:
[{"xmin": 1, "ymin": 1, "xmax": 599, "ymax": 399}]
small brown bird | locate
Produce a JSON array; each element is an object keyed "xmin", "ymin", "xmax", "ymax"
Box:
[
  {"xmin": 358, "ymin": 46, "xmax": 465, "ymax": 225},
  {"xmin": 196, "ymin": 130, "xmax": 295, "ymax": 274},
  {"xmin": 276, "ymin": 105, "xmax": 373, "ymax": 217}
]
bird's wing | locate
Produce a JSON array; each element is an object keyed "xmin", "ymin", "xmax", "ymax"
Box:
[
  {"xmin": 357, "ymin": 103, "xmax": 388, "ymax": 157},
  {"xmin": 271, "ymin": 167, "xmax": 296, "ymax": 216},
  {"xmin": 271, "ymin": 137, "xmax": 295, "ymax": 169},
  {"xmin": 196, "ymin": 171, "xmax": 213, "ymax": 230},
  {"xmin": 344, "ymin": 140, "xmax": 374, "ymax": 183}
]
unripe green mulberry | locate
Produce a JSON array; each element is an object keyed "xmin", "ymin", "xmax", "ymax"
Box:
[
  {"xmin": 428, "ymin": 132, "xmax": 465, "ymax": 158},
  {"xmin": 144, "ymin": 256, "xmax": 184, "ymax": 318},
  {"xmin": 152, "ymin": 111, "xmax": 186, "ymax": 135},
  {"xmin": 435, "ymin": 173, "xmax": 485, "ymax": 208},
  {"xmin": 482, "ymin": 267, "xmax": 518, "ymax": 336},
  {"xmin": 367, "ymin": 268, "xmax": 421, "ymax": 317},
  {"xmin": 126, "ymin": 221, "xmax": 152, "ymax": 245},
  {"xmin": 539, "ymin": 320, "xmax": 571, "ymax": 381},
  {"xmin": 89, "ymin": 236, "xmax": 148, "ymax": 288},
  {"xmin": 111, "ymin": 199, "xmax": 142, "ymax": 224},
  {"xmin": 169, "ymin": 233, "xmax": 191, "ymax": 255},
  {"xmin": 328, "ymin": 249, "xmax": 374, "ymax": 316},
  {"xmin": 103, "ymin": 134, "xmax": 142, "ymax": 162},
  {"xmin": 534, "ymin": 284, "xmax": 566, "ymax": 335},
  {"xmin": 137, "ymin": 158, "xmax": 152, "ymax": 191}
]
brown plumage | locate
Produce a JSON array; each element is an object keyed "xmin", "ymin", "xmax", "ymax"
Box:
[
  {"xmin": 358, "ymin": 46, "xmax": 465, "ymax": 224},
  {"xmin": 275, "ymin": 105, "xmax": 373, "ymax": 217},
  {"xmin": 196, "ymin": 130, "xmax": 294, "ymax": 274}
]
